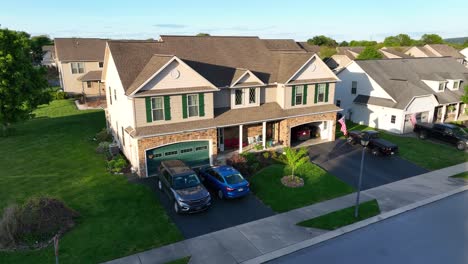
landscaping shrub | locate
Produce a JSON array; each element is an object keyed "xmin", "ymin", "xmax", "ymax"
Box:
[
  {"xmin": 0, "ymin": 197, "xmax": 79, "ymax": 250},
  {"xmin": 107, "ymin": 154, "xmax": 128, "ymax": 174},
  {"xmin": 240, "ymin": 152, "xmax": 257, "ymax": 165},
  {"xmin": 95, "ymin": 128, "xmax": 113, "ymax": 142},
  {"xmin": 54, "ymin": 91, "xmax": 67, "ymax": 100},
  {"xmin": 226, "ymin": 154, "xmax": 250, "ymax": 176},
  {"xmin": 96, "ymin": 141, "xmax": 111, "ymax": 154}
]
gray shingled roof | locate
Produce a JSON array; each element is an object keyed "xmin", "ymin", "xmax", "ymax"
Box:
[
  {"xmin": 107, "ymin": 36, "xmax": 327, "ymax": 95},
  {"xmin": 426, "ymin": 44, "xmax": 464, "ymax": 59},
  {"xmin": 353, "ymin": 95, "xmax": 395, "ymax": 107},
  {"xmin": 355, "ymin": 57, "xmax": 468, "ymax": 109},
  {"xmin": 55, "ymin": 38, "xmax": 107, "ymax": 62}
]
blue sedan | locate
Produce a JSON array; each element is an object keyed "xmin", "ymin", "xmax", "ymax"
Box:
[{"xmin": 199, "ymin": 165, "xmax": 250, "ymax": 199}]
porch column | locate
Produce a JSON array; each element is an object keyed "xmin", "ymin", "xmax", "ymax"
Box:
[
  {"xmin": 441, "ymin": 105, "xmax": 447, "ymax": 123},
  {"xmin": 262, "ymin": 121, "xmax": 267, "ymax": 150},
  {"xmin": 239, "ymin": 125, "xmax": 243, "ymax": 153},
  {"xmin": 455, "ymin": 103, "xmax": 460, "ymax": 121}
]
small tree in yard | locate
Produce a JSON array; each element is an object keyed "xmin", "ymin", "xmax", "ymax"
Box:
[
  {"xmin": 0, "ymin": 28, "xmax": 50, "ymax": 136},
  {"xmin": 282, "ymin": 147, "xmax": 309, "ymax": 181}
]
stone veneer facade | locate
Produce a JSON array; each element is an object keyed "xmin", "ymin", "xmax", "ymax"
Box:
[
  {"xmin": 135, "ymin": 112, "xmax": 336, "ymax": 177},
  {"xmin": 137, "ymin": 128, "xmax": 217, "ymax": 177}
]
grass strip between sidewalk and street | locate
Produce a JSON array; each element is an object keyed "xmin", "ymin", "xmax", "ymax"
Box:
[{"xmin": 451, "ymin": 172, "xmax": 468, "ymax": 180}]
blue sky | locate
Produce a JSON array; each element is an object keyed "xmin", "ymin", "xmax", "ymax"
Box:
[{"xmin": 1, "ymin": 0, "xmax": 467, "ymax": 41}]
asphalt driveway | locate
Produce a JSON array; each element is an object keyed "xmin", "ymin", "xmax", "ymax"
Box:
[
  {"xmin": 309, "ymin": 139, "xmax": 429, "ymax": 190},
  {"xmin": 138, "ymin": 177, "xmax": 275, "ymax": 239}
]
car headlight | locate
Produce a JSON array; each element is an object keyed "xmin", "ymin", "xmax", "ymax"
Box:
[{"xmin": 178, "ymin": 201, "xmax": 189, "ymax": 207}]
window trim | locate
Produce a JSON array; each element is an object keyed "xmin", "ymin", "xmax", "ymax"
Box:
[
  {"xmin": 235, "ymin": 89, "xmax": 243, "ymax": 105},
  {"xmin": 351, "ymin": 81, "xmax": 357, "ymax": 95},
  {"xmin": 294, "ymin": 85, "xmax": 304, "ymax": 106},
  {"xmin": 390, "ymin": 115, "xmax": 396, "ymax": 124},
  {"xmin": 150, "ymin": 96, "xmax": 165, "ymax": 121},
  {"xmin": 453, "ymin": 80, "xmax": 460, "ymax": 90},
  {"xmin": 187, "ymin": 94, "xmax": 199, "ymax": 118},
  {"xmin": 249, "ymin": 87, "xmax": 256, "ymax": 104},
  {"xmin": 438, "ymin": 82, "xmax": 445, "ymax": 91}
]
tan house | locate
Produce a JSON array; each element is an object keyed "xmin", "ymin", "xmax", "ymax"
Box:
[
  {"xmin": 54, "ymin": 38, "xmax": 107, "ymax": 97},
  {"xmin": 405, "ymin": 44, "xmax": 465, "ymax": 64},
  {"xmin": 103, "ymin": 36, "xmax": 341, "ymax": 177}
]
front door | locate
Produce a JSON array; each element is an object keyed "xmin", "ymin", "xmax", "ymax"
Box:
[{"xmin": 217, "ymin": 128, "xmax": 224, "ymax": 152}]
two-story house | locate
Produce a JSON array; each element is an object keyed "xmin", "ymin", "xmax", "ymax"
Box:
[
  {"xmin": 54, "ymin": 38, "xmax": 107, "ymax": 97},
  {"xmin": 335, "ymin": 57, "xmax": 467, "ymax": 134},
  {"xmin": 102, "ymin": 36, "xmax": 341, "ymax": 177}
]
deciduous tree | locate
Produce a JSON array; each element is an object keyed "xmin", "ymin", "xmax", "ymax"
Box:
[
  {"xmin": 421, "ymin": 34, "xmax": 444, "ymax": 44},
  {"xmin": 356, "ymin": 46, "xmax": 383, "ymax": 60},
  {"xmin": 307, "ymin": 35, "xmax": 338, "ymax": 47}
]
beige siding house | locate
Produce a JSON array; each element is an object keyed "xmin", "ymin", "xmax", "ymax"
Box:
[
  {"xmin": 405, "ymin": 44, "xmax": 465, "ymax": 64},
  {"xmin": 103, "ymin": 36, "xmax": 341, "ymax": 177},
  {"xmin": 54, "ymin": 38, "xmax": 107, "ymax": 97}
]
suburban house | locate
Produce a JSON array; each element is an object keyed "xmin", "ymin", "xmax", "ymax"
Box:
[
  {"xmin": 102, "ymin": 35, "xmax": 341, "ymax": 177},
  {"xmin": 41, "ymin": 45, "xmax": 56, "ymax": 67},
  {"xmin": 460, "ymin": 47, "xmax": 468, "ymax": 67},
  {"xmin": 405, "ymin": 44, "xmax": 465, "ymax": 64},
  {"xmin": 54, "ymin": 38, "xmax": 107, "ymax": 97},
  {"xmin": 335, "ymin": 57, "xmax": 467, "ymax": 134},
  {"xmin": 326, "ymin": 47, "xmax": 410, "ymax": 71}
]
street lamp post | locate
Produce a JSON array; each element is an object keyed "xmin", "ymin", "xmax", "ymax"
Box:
[{"xmin": 354, "ymin": 134, "xmax": 369, "ymax": 218}]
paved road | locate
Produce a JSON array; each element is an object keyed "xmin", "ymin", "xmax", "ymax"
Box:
[
  {"xmin": 270, "ymin": 190, "xmax": 468, "ymax": 264},
  {"xmin": 138, "ymin": 177, "xmax": 275, "ymax": 239},
  {"xmin": 309, "ymin": 140, "xmax": 429, "ymax": 190}
]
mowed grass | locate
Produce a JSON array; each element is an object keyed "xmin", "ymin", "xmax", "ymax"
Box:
[
  {"xmin": 0, "ymin": 100, "xmax": 182, "ymax": 264},
  {"xmin": 336, "ymin": 120, "xmax": 468, "ymax": 170},
  {"xmin": 250, "ymin": 164, "xmax": 354, "ymax": 213},
  {"xmin": 297, "ymin": 199, "xmax": 380, "ymax": 230},
  {"xmin": 451, "ymin": 172, "xmax": 468, "ymax": 180}
]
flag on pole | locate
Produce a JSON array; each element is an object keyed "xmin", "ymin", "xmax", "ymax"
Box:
[
  {"xmin": 410, "ymin": 113, "xmax": 417, "ymax": 127},
  {"xmin": 338, "ymin": 116, "xmax": 348, "ymax": 136}
]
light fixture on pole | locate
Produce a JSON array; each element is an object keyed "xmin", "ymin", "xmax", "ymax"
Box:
[{"xmin": 354, "ymin": 133, "xmax": 370, "ymax": 218}]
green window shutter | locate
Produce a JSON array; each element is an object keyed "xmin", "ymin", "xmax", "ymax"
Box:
[
  {"xmin": 325, "ymin": 83, "xmax": 329, "ymax": 103},
  {"xmin": 164, "ymin": 96, "xmax": 171, "ymax": 120},
  {"xmin": 291, "ymin": 86, "xmax": 296, "ymax": 106},
  {"xmin": 314, "ymin": 84, "xmax": 318, "ymax": 104},
  {"xmin": 198, "ymin": 93, "xmax": 205, "ymax": 117},
  {"xmin": 182, "ymin": 94, "xmax": 188, "ymax": 119},
  {"xmin": 303, "ymin": 85, "xmax": 308, "ymax": 105},
  {"xmin": 145, "ymin": 97, "xmax": 152, "ymax": 122}
]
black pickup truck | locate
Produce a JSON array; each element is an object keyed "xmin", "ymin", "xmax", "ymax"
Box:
[
  {"xmin": 347, "ymin": 130, "xmax": 399, "ymax": 156},
  {"xmin": 413, "ymin": 123, "xmax": 468, "ymax": 151}
]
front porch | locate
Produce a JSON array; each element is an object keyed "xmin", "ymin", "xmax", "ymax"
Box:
[
  {"xmin": 435, "ymin": 102, "xmax": 467, "ymax": 123},
  {"xmin": 78, "ymin": 70, "xmax": 106, "ymax": 98}
]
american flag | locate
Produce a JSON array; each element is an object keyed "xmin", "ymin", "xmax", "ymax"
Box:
[
  {"xmin": 410, "ymin": 114, "xmax": 417, "ymax": 127},
  {"xmin": 338, "ymin": 116, "xmax": 348, "ymax": 136}
]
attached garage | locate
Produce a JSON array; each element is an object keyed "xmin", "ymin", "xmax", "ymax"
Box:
[
  {"xmin": 290, "ymin": 120, "xmax": 334, "ymax": 147},
  {"xmin": 146, "ymin": 140, "xmax": 211, "ymax": 176},
  {"xmin": 403, "ymin": 112, "xmax": 429, "ymax": 134}
]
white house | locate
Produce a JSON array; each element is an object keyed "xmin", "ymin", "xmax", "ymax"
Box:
[
  {"xmin": 335, "ymin": 57, "xmax": 467, "ymax": 134},
  {"xmin": 460, "ymin": 47, "xmax": 468, "ymax": 67}
]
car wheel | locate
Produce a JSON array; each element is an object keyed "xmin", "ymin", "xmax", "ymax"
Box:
[
  {"xmin": 157, "ymin": 179, "xmax": 162, "ymax": 190},
  {"xmin": 174, "ymin": 202, "xmax": 180, "ymax": 214},
  {"xmin": 418, "ymin": 131, "xmax": 427, "ymax": 140},
  {"xmin": 371, "ymin": 148, "xmax": 379, "ymax": 156},
  {"xmin": 456, "ymin": 142, "xmax": 466, "ymax": 151},
  {"xmin": 218, "ymin": 190, "xmax": 224, "ymax": 200}
]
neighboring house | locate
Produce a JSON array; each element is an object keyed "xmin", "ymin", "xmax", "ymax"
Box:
[
  {"xmin": 102, "ymin": 35, "xmax": 340, "ymax": 177},
  {"xmin": 460, "ymin": 47, "xmax": 468, "ymax": 67},
  {"xmin": 405, "ymin": 44, "xmax": 465, "ymax": 64},
  {"xmin": 41, "ymin": 45, "xmax": 56, "ymax": 67},
  {"xmin": 335, "ymin": 57, "xmax": 467, "ymax": 134},
  {"xmin": 326, "ymin": 47, "xmax": 410, "ymax": 71},
  {"xmin": 54, "ymin": 38, "xmax": 107, "ymax": 97}
]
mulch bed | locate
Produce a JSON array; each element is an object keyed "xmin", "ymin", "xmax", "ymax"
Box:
[{"xmin": 281, "ymin": 176, "xmax": 304, "ymax": 188}]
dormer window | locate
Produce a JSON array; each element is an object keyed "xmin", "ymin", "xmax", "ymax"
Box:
[
  {"xmin": 453, "ymin": 81, "xmax": 460, "ymax": 90},
  {"xmin": 438, "ymin": 82, "xmax": 445, "ymax": 91}
]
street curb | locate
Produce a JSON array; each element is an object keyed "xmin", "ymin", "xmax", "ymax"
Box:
[{"xmin": 241, "ymin": 185, "xmax": 468, "ymax": 264}]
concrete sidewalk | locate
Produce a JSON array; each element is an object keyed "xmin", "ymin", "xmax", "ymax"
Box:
[{"xmin": 104, "ymin": 162, "xmax": 467, "ymax": 264}]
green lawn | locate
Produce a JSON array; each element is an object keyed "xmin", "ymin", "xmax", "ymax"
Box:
[
  {"xmin": 249, "ymin": 163, "xmax": 354, "ymax": 213},
  {"xmin": 0, "ymin": 100, "xmax": 182, "ymax": 264},
  {"xmin": 451, "ymin": 172, "xmax": 468, "ymax": 180},
  {"xmin": 336, "ymin": 120, "xmax": 468, "ymax": 170},
  {"xmin": 165, "ymin": 256, "xmax": 191, "ymax": 264},
  {"xmin": 297, "ymin": 199, "xmax": 380, "ymax": 230}
]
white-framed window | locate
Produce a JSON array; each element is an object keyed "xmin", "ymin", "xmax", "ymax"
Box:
[
  {"xmin": 71, "ymin": 62, "xmax": 84, "ymax": 74},
  {"xmin": 235, "ymin": 89, "xmax": 243, "ymax": 105},
  {"xmin": 187, "ymin": 94, "xmax": 199, "ymax": 117},
  {"xmin": 391, "ymin": 115, "xmax": 396, "ymax": 124},
  {"xmin": 295, "ymin": 85, "xmax": 304, "ymax": 105},
  {"xmin": 317, "ymin": 83, "xmax": 326, "ymax": 103},
  {"xmin": 351, "ymin": 81, "xmax": 357, "ymax": 94},
  {"xmin": 249, "ymin": 88, "xmax": 256, "ymax": 104},
  {"xmin": 438, "ymin": 82, "xmax": 445, "ymax": 91},
  {"xmin": 151, "ymin": 97, "xmax": 164, "ymax": 121},
  {"xmin": 453, "ymin": 81, "xmax": 460, "ymax": 90}
]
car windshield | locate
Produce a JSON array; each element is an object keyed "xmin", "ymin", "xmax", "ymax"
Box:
[
  {"xmin": 453, "ymin": 127, "xmax": 468, "ymax": 136},
  {"xmin": 172, "ymin": 174, "xmax": 201, "ymax": 190},
  {"xmin": 224, "ymin": 173, "xmax": 245, "ymax": 185}
]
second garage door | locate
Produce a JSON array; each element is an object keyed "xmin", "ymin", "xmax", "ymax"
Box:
[{"xmin": 146, "ymin": 141, "xmax": 210, "ymax": 176}]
